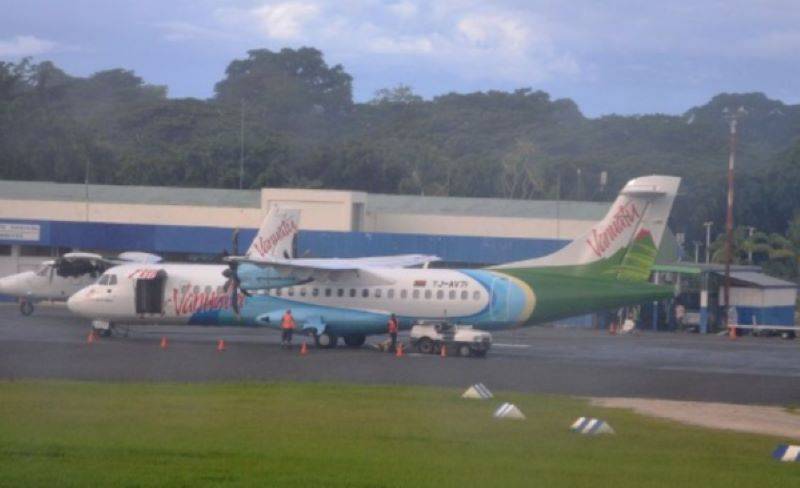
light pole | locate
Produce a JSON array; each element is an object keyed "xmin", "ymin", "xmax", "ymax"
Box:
[
  {"xmin": 746, "ymin": 226, "xmax": 755, "ymax": 263},
  {"xmin": 703, "ymin": 221, "xmax": 713, "ymax": 263},
  {"xmin": 722, "ymin": 106, "xmax": 747, "ymax": 338},
  {"xmin": 693, "ymin": 241, "xmax": 701, "ymax": 263}
]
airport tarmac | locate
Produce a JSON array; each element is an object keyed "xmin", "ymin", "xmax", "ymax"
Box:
[{"xmin": 1, "ymin": 303, "xmax": 799, "ymax": 406}]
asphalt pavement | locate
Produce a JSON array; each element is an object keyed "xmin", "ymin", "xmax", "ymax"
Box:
[{"xmin": 1, "ymin": 303, "xmax": 799, "ymax": 405}]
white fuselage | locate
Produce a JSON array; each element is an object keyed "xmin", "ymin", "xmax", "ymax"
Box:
[{"xmin": 0, "ymin": 267, "xmax": 97, "ymax": 301}]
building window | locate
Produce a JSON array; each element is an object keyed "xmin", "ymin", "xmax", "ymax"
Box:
[
  {"xmin": 473, "ymin": 291, "xmax": 480, "ymax": 300},
  {"xmin": 337, "ymin": 288, "xmax": 344, "ymax": 297},
  {"xmin": 20, "ymin": 245, "xmax": 52, "ymax": 257},
  {"xmin": 449, "ymin": 290, "xmax": 456, "ymax": 300},
  {"xmin": 436, "ymin": 290, "xmax": 444, "ymax": 300},
  {"xmin": 362, "ymin": 289, "xmax": 369, "ymax": 298},
  {"xmin": 0, "ymin": 245, "xmax": 11, "ymax": 256},
  {"xmin": 412, "ymin": 290, "xmax": 419, "ymax": 299},
  {"xmin": 375, "ymin": 289, "xmax": 382, "ymax": 298},
  {"xmin": 312, "ymin": 288, "xmax": 319, "ymax": 297},
  {"xmin": 325, "ymin": 288, "xmax": 332, "ymax": 297},
  {"xmin": 349, "ymin": 288, "xmax": 356, "ymax": 298},
  {"xmin": 387, "ymin": 289, "xmax": 395, "ymax": 299}
]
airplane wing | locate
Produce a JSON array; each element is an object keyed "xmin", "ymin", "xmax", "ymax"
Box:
[{"xmin": 226, "ymin": 254, "xmax": 439, "ymax": 286}]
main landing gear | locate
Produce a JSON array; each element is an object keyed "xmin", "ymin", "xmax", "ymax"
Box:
[
  {"xmin": 342, "ymin": 334, "xmax": 366, "ymax": 348},
  {"xmin": 314, "ymin": 331, "xmax": 338, "ymax": 349},
  {"xmin": 19, "ymin": 300, "xmax": 34, "ymax": 316}
]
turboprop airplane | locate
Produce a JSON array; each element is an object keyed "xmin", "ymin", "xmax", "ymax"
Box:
[
  {"xmin": 0, "ymin": 251, "xmax": 161, "ymax": 315},
  {"xmin": 66, "ymin": 204, "xmax": 440, "ymax": 336},
  {"xmin": 68, "ymin": 175, "xmax": 680, "ymax": 348}
]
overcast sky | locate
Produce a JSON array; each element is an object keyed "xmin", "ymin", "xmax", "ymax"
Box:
[{"xmin": 2, "ymin": 0, "xmax": 798, "ymax": 116}]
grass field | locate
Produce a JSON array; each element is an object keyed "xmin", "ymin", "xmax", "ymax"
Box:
[{"xmin": 0, "ymin": 380, "xmax": 798, "ymax": 487}]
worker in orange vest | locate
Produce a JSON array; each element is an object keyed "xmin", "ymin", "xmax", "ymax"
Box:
[
  {"xmin": 281, "ymin": 309, "xmax": 296, "ymax": 348},
  {"xmin": 387, "ymin": 313, "xmax": 399, "ymax": 352}
]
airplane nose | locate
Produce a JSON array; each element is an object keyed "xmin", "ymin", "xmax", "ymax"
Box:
[{"xmin": 66, "ymin": 291, "xmax": 85, "ymax": 316}]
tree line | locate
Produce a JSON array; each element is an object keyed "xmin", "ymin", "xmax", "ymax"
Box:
[{"xmin": 1, "ymin": 47, "xmax": 799, "ymax": 277}]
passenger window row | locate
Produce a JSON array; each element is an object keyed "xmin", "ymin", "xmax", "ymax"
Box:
[{"xmin": 269, "ymin": 287, "xmax": 482, "ymax": 301}]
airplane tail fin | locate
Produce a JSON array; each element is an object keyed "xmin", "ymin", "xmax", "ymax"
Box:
[
  {"xmin": 245, "ymin": 205, "xmax": 301, "ymax": 261},
  {"xmin": 494, "ymin": 175, "xmax": 681, "ymax": 281}
]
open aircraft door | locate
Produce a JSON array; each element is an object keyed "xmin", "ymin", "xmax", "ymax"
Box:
[
  {"xmin": 489, "ymin": 276, "xmax": 511, "ymax": 322},
  {"xmin": 135, "ymin": 270, "xmax": 167, "ymax": 315}
]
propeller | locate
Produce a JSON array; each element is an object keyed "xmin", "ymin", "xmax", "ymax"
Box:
[{"xmin": 223, "ymin": 228, "xmax": 249, "ymax": 316}]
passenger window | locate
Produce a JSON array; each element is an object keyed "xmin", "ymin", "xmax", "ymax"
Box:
[
  {"xmin": 204, "ymin": 285, "xmax": 212, "ymax": 294},
  {"xmin": 412, "ymin": 289, "xmax": 419, "ymax": 299},
  {"xmin": 349, "ymin": 289, "xmax": 356, "ymax": 298},
  {"xmin": 473, "ymin": 291, "xmax": 481, "ymax": 300},
  {"xmin": 325, "ymin": 288, "xmax": 332, "ymax": 297},
  {"xmin": 425, "ymin": 290, "xmax": 432, "ymax": 299},
  {"xmin": 436, "ymin": 290, "xmax": 444, "ymax": 300},
  {"xmin": 362, "ymin": 289, "xmax": 369, "ymax": 298},
  {"xmin": 193, "ymin": 285, "xmax": 200, "ymax": 294},
  {"xmin": 276, "ymin": 288, "xmax": 282, "ymax": 296},
  {"xmin": 387, "ymin": 289, "xmax": 395, "ymax": 299},
  {"xmin": 401, "ymin": 290, "xmax": 408, "ymax": 299},
  {"xmin": 312, "ymin": 288, "xmax": 319, "ymax": 297},
  {"xmin": 338, "ymin": 288, "xmax": 344, "ymax": 297},
  {"xmin": 449, "ymin": 290, "xmax": 456, "ymax": 300},
  {"xmin": 108, "ymin": 275, "xmax": 117, "ymax": 286},
  {"xmin": 288, "ymin": 288, "xmax": 295, "ymax": 297},
  {"xmin": 461, "ymin": 290, "xmax": 468, "ymax": 300},
  {"xmin": 375, "ymin": 289, "xmax": 382, "ymax": 298},
  {"xmin": 300, "ymin": 288, "xmax": 307, "ymax": 297}
]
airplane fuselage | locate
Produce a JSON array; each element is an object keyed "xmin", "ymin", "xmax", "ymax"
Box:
[{"xmin": 67, "ymin": 263, "xmax": 537, "ymax": 334}]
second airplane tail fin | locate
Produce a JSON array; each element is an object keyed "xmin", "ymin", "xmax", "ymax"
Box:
[
  {"xmin": 494, "ymin": 175, "xmax": 681, "ymax": 282},
  {"xmin": 246, "ymin": 205, "xmax": 301, "ymax": 261}
]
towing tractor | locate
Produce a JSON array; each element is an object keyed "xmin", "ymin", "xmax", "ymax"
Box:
[{"xmin": 409, "ymin": 320, "xmax": 492, "ymax": 357}]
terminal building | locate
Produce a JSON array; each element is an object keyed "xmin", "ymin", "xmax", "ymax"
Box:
[{"xmin": 0, "ymin": 179, "xmax": 681, "ymax": 277}]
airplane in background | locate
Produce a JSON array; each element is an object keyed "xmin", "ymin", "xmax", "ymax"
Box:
[
  {"xmin": 0, "ymin": 251, "xmax": 162, "ymax": 315},
  {"xmin": 68, "ymin": 175, "xmax": 681, "ymax": 348}
]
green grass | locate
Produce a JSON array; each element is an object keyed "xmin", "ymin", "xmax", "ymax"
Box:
[{"xmin": 0, "ymin": 381, "xmax": 798, "ymax": 487}]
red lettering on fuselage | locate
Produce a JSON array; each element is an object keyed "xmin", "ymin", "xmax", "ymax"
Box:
[
  {"xmin": 172, "ymin": 285, "xmax": 245, "ymax": 316},
  {"xmin": 585, "ymin": 202, "xmax": 641, "ymax": 257}
]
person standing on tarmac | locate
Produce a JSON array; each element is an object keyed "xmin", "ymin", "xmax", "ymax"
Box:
[
  {"xmin": 281, "ymin": 309, "xmax": 296, "ymax": 348},
  {"xmin": 387, "ymin": 313, "xmax": 399, "ymax": 352}
]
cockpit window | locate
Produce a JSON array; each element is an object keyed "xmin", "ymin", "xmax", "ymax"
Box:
[
  {"xmin": 108, "ymin": 274, "xmax": 117, "ymax": 286},
  {"xmin": 35, "ymin": 264, "xmax": 51, "ymax": 277},
  {"xmin": 98, "ymin": 274, "xmax": 109, "ymax": 285}
]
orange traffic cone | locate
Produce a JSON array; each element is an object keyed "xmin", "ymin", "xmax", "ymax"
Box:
[
  {"xmin": 300, "ymin": 341, "xmax": 308, "ymax": 355},
  {"xmin": 87, "ymin": 330, "xmax": 96, "ymax": 344},
  {"xmin": 395, "ymin": 343, "xmax": 404, "ymax": 358},
  {"xmin": 160, "ymin": 336, "xmax": 168, "ymax": 349},
  {"xmin": 216, "ymin": 339, "xmax": 226, "ymax": 352},
  {"xmin": 440, "ymin": 344, "xmax": 447, "ymax": 358}
]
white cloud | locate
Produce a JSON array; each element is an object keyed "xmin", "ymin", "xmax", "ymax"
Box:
[
  {"xmin": 0, "ymin": 35, "xmax": 57, "ymax": 58},
  {"xmin": 387, "ymin": 1, "xmax": 418, "ymax": 19},
  {"xmin": 157, "ymin": 21, "xmax": 230, "ymax": 42},
  {"xmin": 251, "ymin": 2, "xmax": 321, "ymax": 40}
]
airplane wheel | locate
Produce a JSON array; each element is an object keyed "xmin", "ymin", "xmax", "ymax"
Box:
[
  {"xmin": 19, "ymin": 301, "xmax": 34, "ymax": 316},
  {"xmin": 343, "ymin": 334, "xmax": 366, "ymax": 347},
  {"xmin": 417, "ymin": 338, "xmax": 434, "ymax": 354},
  {"xmin": 315, "ymin": 332, "xmax": 337, "ymax": 349}
]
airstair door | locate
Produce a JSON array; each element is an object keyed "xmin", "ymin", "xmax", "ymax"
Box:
[{"xmin": 135, "ymin": 270, "xmax": 166, "ymax": 315}]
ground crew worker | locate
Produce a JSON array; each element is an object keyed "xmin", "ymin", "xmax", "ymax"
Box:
[
  {"xmin": 281, "ymin": 309, "xmax": 296, "ymax": 347},
  {"xmin": 387, "ymin": 313, "xmax": 399, "ymax": 352}
]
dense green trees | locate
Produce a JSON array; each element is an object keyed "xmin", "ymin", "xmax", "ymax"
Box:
[{"xmin": 1, "ymin": 47, "xmax": 799, "ymax": 267}]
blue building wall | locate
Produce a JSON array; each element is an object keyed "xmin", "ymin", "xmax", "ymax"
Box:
[{"xmin": 0, "ymin": 219, "xmax": 568, "ymax": 265}]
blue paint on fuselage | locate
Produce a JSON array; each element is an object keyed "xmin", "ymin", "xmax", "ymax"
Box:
[{"xmin": 187, "ymin": 268, "xmax": 532, "ymax": 335}]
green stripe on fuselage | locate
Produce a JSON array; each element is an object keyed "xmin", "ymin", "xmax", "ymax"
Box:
[{"xmin": 496, "ymin": 268, "xmax": 672, "ymax": 326}]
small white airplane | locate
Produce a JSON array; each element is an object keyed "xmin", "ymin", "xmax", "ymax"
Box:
[
  {"xmin": 67, "ymin": 176, "xmax": 680, "ymax": 348},
  {"xmin": 0, "ymin": 251, "xmax": 161, "ymax": 315}
]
